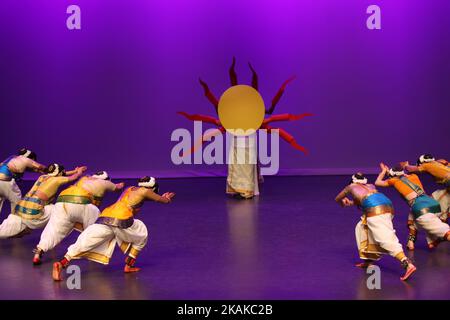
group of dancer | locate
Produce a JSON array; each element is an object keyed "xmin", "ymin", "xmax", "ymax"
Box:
[
  {"xmin": 0, "ymin": 148, "xmax": 175, "ymax": 281},
  {"xmin": 336, "ymin": 154, "xmax": 449, "ymax": 281},
  {"xmin": 0, "ymin": 148, "xmax": 448, "ymax": 283}
]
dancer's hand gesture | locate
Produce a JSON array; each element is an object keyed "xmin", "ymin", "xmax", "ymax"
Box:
[
  {"xmin": 379, "ymin": 163, "xmax": 388, "ymax": 172},
  {"xmin": 76, "ymin": 166, "xmax": 87, "ymax": 173},
  {"xmin": 400, "ymin": 161, "xmax": 409, "ymax": 169},
  {"xmin": 162, "ymin": 192, "xmax": 175, "ymax": 202},
  {"xmin": 115, "ymin": 182, "xmax": 125, "ymax": 190},
  {"xmin": 341, "ymin": 197, "xmax": 354, "ymax": 207}
]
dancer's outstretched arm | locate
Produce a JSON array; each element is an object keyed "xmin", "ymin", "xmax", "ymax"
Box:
[
  {"xmin": 335, "ymin": 187, "xmax": 354, "ymax": 207},
  {"xmin": 66, "ymin": 166, "xmax": 87, "ymax": 182},
  {"xmin": 375, "ymin": 163, "xmax": 390, "ymax": 187},
  {"xmin": 401, "ymin": 161, "xmax": 420, "ymax": 173},
  {"xmin": 26, "ymin": 158, "xmax": 46, "ymax": 173},
  {"xmin": 144, "ymin": 189, "xmax": 175, "ymax": 203},
  {"xmin": 101, "ymin": 180, "xmax": 124, "ymax": 192}
]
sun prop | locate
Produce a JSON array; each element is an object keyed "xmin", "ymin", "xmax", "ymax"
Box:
[
  {"xmin": 218, "ymin": 85, "xmax": 265, "ymax": 136},
  {"xmin": 178, "ymin": 57, "xmax": 313, "ymax": 155}
]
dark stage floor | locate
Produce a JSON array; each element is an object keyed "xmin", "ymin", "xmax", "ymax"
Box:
[{"xmin": 0, "ymin": 176, "xmax": 448, "ymax": 300}]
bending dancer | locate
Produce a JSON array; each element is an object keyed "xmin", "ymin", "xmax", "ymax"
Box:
[
  {"xmin": 52, "ymin": 176, "xmax": 175, "ymax": 281},
  {"xmin": 375, "ymin": 163, "xmax": 450, "ymax": 251},
  {"xmin": 0, "ymin": 164, "xmax": 86, "ymax": 239},
  {"xmin": 32, "ymin": 171, "xmax": 124, "ymax": 265},
  {"xmin": 335, "ymin": 173, "xmax": 416, "ymax": 281},
  {"xmin": 401, "ymin": 154, "xmax": 449, "ymax": 223},
  {"xmin": 0, "ymin": 148, "xmax": 46, "ymax": 217}
]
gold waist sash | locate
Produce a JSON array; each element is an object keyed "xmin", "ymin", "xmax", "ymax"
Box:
[
  {"xmin": 97, "ymin": 216, "xmax": 134, "ymax": 229},
  {"xmin": 363, "ymin": 204, "xmax": 394, "ymax": 218}
]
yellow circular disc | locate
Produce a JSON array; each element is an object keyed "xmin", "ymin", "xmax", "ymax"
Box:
[{"xmin": 218, "ymin": 85, "xmax": 265, "ymax": 136}]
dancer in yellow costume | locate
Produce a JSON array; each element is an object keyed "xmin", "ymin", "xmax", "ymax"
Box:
[
  {"xmin": 32, "ymin": 171, "xmax": 124, "ymax": 265},
  {"xmin": 0, "ymin": 148, "xmax": 46, "ymax": 217},
  {"xmin": 0, "ymin": 164, "xmax": 86, "ymax": 239},
  {"xmin": 335, "ymin": 173, "xmax": 416, "ymax": 281},
  {"xmin": 52, "ymin": 176, "xmax": 175, "ymax": 281}
]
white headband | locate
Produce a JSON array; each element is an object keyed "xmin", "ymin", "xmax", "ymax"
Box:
[
  {"xmin": 138, "ymin": 177, "xmax": 156, "ymax": 188},
  {"xmin": 22, "ymin": 150, "xmax": 32, "ymax": 158},
  {"xmin": 419, "ymin": 155, "xmax": 435, "ymax": 164},
  {"xmin": 47, "ymin": 164, "xmax": 60, "ymax": 177},
  {"xmin": 389, "ymin": 168, "xmax": 404, "ymax": 177},
  {"xmin": 352, "ymin": 175, "xmax": 367, "ymax": 184},
  {"xmin": 92, "ymin": 171, "xmax": 109, "ymax": 180}
]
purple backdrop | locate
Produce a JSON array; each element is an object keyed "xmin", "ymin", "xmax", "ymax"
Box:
[{"xmin": 0, "ymin": 0, "xmax": 449, "ymax": 177}]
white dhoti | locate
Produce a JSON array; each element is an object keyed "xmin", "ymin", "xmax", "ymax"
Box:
[
  {"xmin": 37, "ymin": 202, "xmax": 100, "ymax": 252},
  {"xmin": 355, "ymin": 214, "xmax": 404, "ymax": 261},
  {"xmin": 414, "ymin": 212, "xmax": 450, "ymax": 244},
  {"xmin": 0, "ymin": 179, "xmax": 22, "ymax": 217},
  {"xmin": 226, "ymin": 135, "xmax": 260, "ymax": 198},
  {"xmin": 0, "ymin": 205, "xmax": 53, "ymax": 239},
  {"xmin": 66, "ymin": 219, "xmax": 148, "ymax": 265},
  {"xmin": 432, "ymin": 189, "xmax": 449, "ymax": 221}
]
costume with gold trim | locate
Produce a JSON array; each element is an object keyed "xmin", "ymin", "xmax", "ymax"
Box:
[
  {"xmin": 355, "ymin": 191, "xmax": 402, "ymax": 261},
  {"xmin": 98, "ymin": 186, "xmax": 144, "ymax": 228},
  {"xmin": 13, "ymin": 176, "xmax": 54, "ymax": 219},
  {"xmin": 62, "ymin": 187, "xmax": 149, "ymax": 266},
  {"xmin": 57, "ymin": 177, "xmax": 103, "ymax": 206}
]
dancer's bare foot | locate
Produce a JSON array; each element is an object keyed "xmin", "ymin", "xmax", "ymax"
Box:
[
  {"xmin": 32, "ymin": 248, "xmax": 43, "ymax": 266},
  {"xmin": 52, "ymin": 262, "xmax": 63, "ymax": 281},
  {"xmin": 355, "ymin": 261, "xmax": 373, "ymax": 268},
  {"xmin": 427, "ymin": 239, "xmax": 443, "ymax": 250},
  {"xmin": 124, "ymin": 265, "xmax": 141, "ymax": 273},
  {"xmin": 407, "ymin": 240, "xmax": 415, "ymax": 251},
  {"xmin": 33, "ymin": 254, "xmax": 42, "ymax": 265},
  {"xmin": 400, "ymin": 263, "xmax": 417, "ymax": 281}
]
